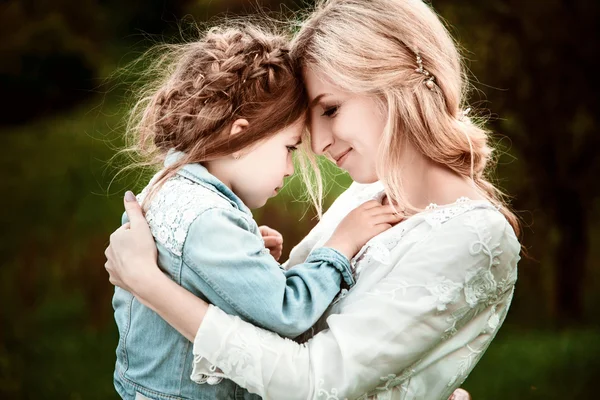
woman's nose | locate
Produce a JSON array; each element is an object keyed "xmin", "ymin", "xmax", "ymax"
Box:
[{"xmin": 309, "ymin": 120, "xmax": 333, "ymax": 155}]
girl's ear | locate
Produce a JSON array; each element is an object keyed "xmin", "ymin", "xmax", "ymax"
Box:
[{"xmin": 230, "ymin": 118, "xmax": 249, "ymax": 137}]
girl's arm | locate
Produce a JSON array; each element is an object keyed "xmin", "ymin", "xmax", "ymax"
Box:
[
  {"xmin": 185, "ymin": 211, "xmax": 519, "ymax": 399},
  {"xmin": 105, "ymin": 192, "xmax": 397, "ymax": 340}
]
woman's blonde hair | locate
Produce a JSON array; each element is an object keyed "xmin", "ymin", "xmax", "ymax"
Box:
[
  {"xmin": 292, "ymin": 0, "xmax": 520, "ymax": 234},
  {"xmin": 121, "ymin": 24, "xmax": 323, "ymax": 212}
]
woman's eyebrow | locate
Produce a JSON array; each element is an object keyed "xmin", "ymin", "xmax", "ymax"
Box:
[{"xmin": 309, "ymin": 93, "xmax": 332, "ymax": 108}]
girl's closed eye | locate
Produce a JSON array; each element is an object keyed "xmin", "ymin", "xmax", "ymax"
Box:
[
  {"xmin": 286, "ymin": 145, "xmax": 298, "ymax": 153},
  {"xmin": 321, "ymin": 104, "xmax": 339, "ymax": 118}
]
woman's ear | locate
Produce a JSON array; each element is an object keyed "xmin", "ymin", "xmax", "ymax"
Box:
[{"xmin": 230, "ymin": 118, "xmax": 249, "ymax": 137}]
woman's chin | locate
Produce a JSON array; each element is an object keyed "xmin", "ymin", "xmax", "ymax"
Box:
[{"xmin": 347, "ymin": 169, "xmax": 379, "ymax": 184}]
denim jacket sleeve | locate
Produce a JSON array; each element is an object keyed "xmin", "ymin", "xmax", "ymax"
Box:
[{"xmin": 180, "ymin": 206, "xmax": 354, "ymax": 338}]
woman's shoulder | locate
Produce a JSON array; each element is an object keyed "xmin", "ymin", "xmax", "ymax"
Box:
[
  {"xmin": 374, "ymin": 200, "xmax": 519, "ymax": 263},
  {"xmin": 435, "ymin": 201, "xmax": 518, "ymax": 243},
  {"xmin": 410, "ymin": 200, "xmax": 521, "ymax": 271}
]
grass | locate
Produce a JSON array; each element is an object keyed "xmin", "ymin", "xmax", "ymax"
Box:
[{"xmin": 462, "ymin": 326, "xmax": 599, "ymax": 399}]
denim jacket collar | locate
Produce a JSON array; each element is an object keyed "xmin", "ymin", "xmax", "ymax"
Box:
[{"xmin": 164, "ymin": 149, "xmax": 251, "ymax": 215}]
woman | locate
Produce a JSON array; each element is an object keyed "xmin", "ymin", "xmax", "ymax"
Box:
[{"xmin": 105, "ymin": 0, "xmax": 520, "ymax": 398}]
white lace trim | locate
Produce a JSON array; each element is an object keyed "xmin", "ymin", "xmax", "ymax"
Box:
[
  {"xmin": 190, "ymin": 354, "xmax": 225, "ymax": 385},
  {"xmin": 137, "ymin": 174, "xmax": 232, "ymax": 256},
  {"xmin": 352, "ymin": 199, "xmax": 494, "ymax": 278}
]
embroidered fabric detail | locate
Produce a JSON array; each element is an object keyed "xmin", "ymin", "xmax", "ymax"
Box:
[
  {"xmin": 137, "ymin": 174, "xmax": 232, "ymax": 256},
  {"xmin": 447, "ymin": 343, "xmax": 483, "ymax": 388},
  {"xmin": 197, "ymin": 317, "xmax": 289, "ymax": 393},
  {"xmin": 187, "ymin": 186, "xmax": 519, "ymax": 400},
  {"xmin": 191, "ymin": 354, "xmax": 225, "ymax": 385},
  {"xmin": 426, "ymin": 196, "xmax": 471, "ymax": 211},
  {"xmin": 317, "ymin": 379, "xmax": 343, "ymax": 400},
  {"xmin": 443, "ymin": 212, "xmax": 517, "ymax": 339},
  {"xmin": 423, "ymin": 200, "xmax": 483, "ymax": 228}
]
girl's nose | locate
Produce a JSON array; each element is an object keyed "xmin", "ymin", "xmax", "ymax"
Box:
[{"xmin": 284, "ymin": 156, "xmax": 295, "ymax": 177}]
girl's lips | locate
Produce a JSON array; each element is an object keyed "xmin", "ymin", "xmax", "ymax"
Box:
[{"xmin": 335, "ymin": 149, "xmax": 352, "ymax": 167}]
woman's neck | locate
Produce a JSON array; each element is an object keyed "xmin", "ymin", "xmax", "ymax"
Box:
[{"xmin": 395, "ymin": 151, "xmax": 484, "ymax": 210}]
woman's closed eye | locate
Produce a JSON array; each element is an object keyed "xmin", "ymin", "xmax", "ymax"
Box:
[
  {"xmin": 321, "ymin": 105, "xmax": 339, "ymax": 118},
  {"xmin": 286, "ymin": 145, "xmax": 298, "ymax": 153}
]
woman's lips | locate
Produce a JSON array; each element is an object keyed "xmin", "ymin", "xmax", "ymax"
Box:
[{"xmin": 335, "ymin": 149, "xmax": 352, "ymax": 167}]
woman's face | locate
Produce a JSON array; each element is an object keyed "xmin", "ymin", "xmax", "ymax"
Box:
[{"xmin": 304, "ymin": 68, "xmax": 387, "ymax": 183}]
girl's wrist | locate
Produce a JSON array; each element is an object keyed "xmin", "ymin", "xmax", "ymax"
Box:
[{"xmin": 323, "ymin": 238, "xmax": 354, "ymax": 260}]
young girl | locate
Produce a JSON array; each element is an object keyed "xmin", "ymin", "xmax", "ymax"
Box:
[{"xmin": 112, "ymin": 26, "xmax": 400, "ymax": 400}]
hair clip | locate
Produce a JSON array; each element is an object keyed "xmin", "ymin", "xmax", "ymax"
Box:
[{"xmin": 415, "ymin": 53, "xmax": 436, "ymax": 90}]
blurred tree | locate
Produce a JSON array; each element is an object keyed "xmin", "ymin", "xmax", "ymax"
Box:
[
  {"xmin": 185, "ymin": 0, "xmax": 305, "ymax": 20},
  {"xmin": 0, "ymin": 0, "xmax": 107, "ymax": 125},
  {"xmin": 0, "ymin": 0, "xmax": 193, "ymax": 126},
  {"xmin": 436, "ymin": 0, "xmax": 599, "ymax": 322}
]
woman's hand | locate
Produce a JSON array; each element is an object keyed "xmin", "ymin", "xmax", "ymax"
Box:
[
  {"xmin": 104, "ymin": 191, "xmax": 160, "ymax": 296},
  {"xmin": 449, "ymin": 388, "xmax": 472, "ymax": 400},
  {"xmin": 259, "ymin": 225, "xmax": 284, "ymax": 261}
]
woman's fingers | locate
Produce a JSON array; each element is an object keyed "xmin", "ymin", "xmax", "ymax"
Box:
[
  {"xmin": 449, "ymin": 389, "xmax": 472, "ymax": 400},
  {"xmin": 123, "ymin": 191, "xmax": 147, "ymax": 231}
]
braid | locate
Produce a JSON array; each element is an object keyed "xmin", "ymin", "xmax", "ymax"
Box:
[{"xmin": 122, "ymin": 23, "xmax": 309, "ymax": 209}]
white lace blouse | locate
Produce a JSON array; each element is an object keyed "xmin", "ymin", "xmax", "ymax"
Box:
[{"xmin": 190, "ymin": 181, "xmax": 521, "ymax": 399}]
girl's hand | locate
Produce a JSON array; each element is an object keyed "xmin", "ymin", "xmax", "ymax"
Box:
[
  {"xmin": 259, "ymin": 225, "xmax": 284, "ymax": 261},
  {"xmin": 324, "ymin": 200, "xmax": 403, "ymax": 260},
  {"xmin": 104, "ymin": 191, "xmax": 160, "ymax": 295}
]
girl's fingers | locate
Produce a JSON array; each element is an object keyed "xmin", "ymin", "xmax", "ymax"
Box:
[
  {"xmin": 359, "ymin": 200, "xmax": 383, "ymax": 210},
  {"xmin": 259, "ymin": 226, "xmax": 283, "ymax": 240},
  {"xmin": 368, "ymin": 204, "xmax": 402, "ymax": 216},
  {"xmin": 371, "ymin": 223, "xmax": 393, "ymax": 236},
  {"xmin": 263, "ymin": 236, "xmax": 283, "ymax": 248},
  {"xmin": 370, "ymin": 212, "xmax": 403, "ymax": 226}
]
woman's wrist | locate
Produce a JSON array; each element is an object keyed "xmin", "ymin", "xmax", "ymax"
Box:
[{"xmin": 130, "ymin": 264, "xmax": 166, "ymax": 309}]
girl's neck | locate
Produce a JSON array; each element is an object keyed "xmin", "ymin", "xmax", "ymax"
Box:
[{"xmin": 204, "ymin": 160, "xmax": 233, "ymax": 191}]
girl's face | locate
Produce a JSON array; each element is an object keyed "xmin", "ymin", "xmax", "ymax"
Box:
[
  {"xmin": 304, "ymin": 68, "xmax": 387, "ymax": 183},
  {"xmin": 229, "ymin": 120, "xmax": 303, "ymax": 209}
]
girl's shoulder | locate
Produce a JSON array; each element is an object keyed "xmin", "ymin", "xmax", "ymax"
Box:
[{"xmin": 139, "ymin": 174, "xmax": 243, "ymax": 257}]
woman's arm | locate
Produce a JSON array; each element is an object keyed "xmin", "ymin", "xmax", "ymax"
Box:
[
  {"xmin": 105, "ymin": 194, "xmax": 209, "ymax": 342},
  {"xmin": 105, "ymin": 192, "xmax": 397, "ymax": 340},
  {"xmin": 189, "ymin": 210, "xmax": 519, "ymax": 399}
]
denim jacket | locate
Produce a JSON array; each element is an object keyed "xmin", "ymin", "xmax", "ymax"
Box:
[{"xmin": 112, "ymin": 150, "xmax": 354, "ymax": 400}]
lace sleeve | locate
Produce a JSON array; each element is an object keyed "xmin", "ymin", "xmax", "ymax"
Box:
[{"xmin": 191, "ymin": 209, "xmax": 520, "ymax": 399}]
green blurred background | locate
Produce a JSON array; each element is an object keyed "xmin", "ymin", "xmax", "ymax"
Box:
[{"xmin": 1, "ymin": 0, "xmax": 598, "ymax": 399}]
